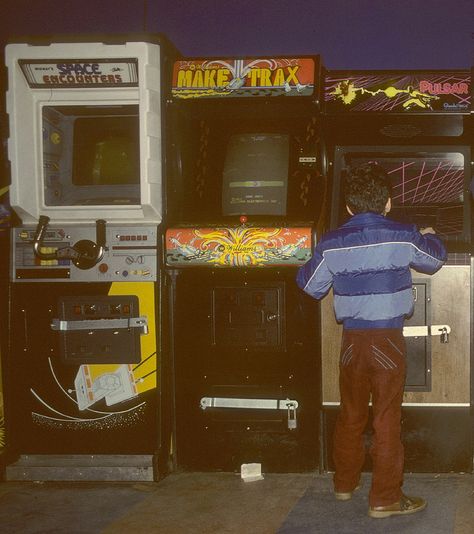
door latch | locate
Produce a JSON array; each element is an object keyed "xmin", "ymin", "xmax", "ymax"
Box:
[
  {"xmin": 287, "ymin": 402, "xmax": 297, "ymax": 430},
  {"xmin": 439, "ymin": 327, "xmax": 449, "ymax": 344}
]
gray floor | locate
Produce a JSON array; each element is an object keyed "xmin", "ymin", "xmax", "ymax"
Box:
[{"xmin": 0, "ymin": 472, "xmax": 473, "ymax": 533}]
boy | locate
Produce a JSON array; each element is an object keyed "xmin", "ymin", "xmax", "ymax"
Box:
[{"xmin": 296, "ymin": 162, "xmax": 446, "ymax": 518}]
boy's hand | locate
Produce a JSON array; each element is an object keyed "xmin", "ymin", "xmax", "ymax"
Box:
[{"xmin": 420, "ymin": 227, "xmax": 436, "ymax": 235}]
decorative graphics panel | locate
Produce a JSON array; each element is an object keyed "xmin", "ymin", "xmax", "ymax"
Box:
[
  {"xmin": 172, "ymin": 58, "xmax": 316, "ymax": 99},
  {"xmin": 166, "ymin": 227, "xmax": 312, "ymax": 266},
  {"xmin": 325, "ymin": 72, "xmax": 471, "ymax": 113},
  {"xmin": 10, "ymin": 282, "xmax": 158, "ymax": 454}
]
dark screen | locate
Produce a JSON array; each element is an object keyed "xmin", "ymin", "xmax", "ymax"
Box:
[
  {"xmin": 72, "ymin": 116, "xmax": 140, "ymax": 186},
  {"xmin": 222, "ymin": 133, "xmax": 289, "ymax": 216}
]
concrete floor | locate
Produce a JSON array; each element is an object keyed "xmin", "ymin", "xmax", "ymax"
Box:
[{"xmin": 0, "ymin": 472, "xmax": 473, "ymax": 533}]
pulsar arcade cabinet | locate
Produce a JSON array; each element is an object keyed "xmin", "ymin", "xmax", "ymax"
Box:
[
  {"xmin": 164, "ymin": 56, "xmax": 325, "ymax": 471},
  {"xmin": 4, "ymin": 37, "xmax": 175, "ymax": 480},
  {"xmin": 321, "ymin": 69, "xmax": 473, "ymax": 472}
]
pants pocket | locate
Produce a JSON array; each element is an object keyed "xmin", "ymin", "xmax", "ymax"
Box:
[
  {"xmin": 340, "ymin": 341, "xmax": 354, "ymax": 367},
  {"xmin": 371, "ymin": 334, "xmax": 405, "ymax": 372}
]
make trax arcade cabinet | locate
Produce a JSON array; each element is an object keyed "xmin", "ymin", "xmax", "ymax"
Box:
[
  {"xmin": 321, "ymin": 69, "xmax": 473, "ymax": 472},
  {"xmin": 164, "ymin": 57, "xmax": 324, "ymax": 471},
  {"xmin": 3, "ymin": 36, "xmax": 176, "ymax": 480}
]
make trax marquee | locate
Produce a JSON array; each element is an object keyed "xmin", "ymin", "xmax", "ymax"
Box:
[
  {"xmin": 325, "ymin": 71, "xmax": 471, "ymax": 113},
  {"xmin": 171, "ymin": 57, "xmax": 317, "ymax": 99},
  {"xmin": 18, "ymin": 58, "xmax": 139, "ymax": 88}
]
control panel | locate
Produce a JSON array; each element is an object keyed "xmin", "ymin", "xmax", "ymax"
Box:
[{"xmin": 12, "ymin": 224, "xmax": 158, "ymax": 282}]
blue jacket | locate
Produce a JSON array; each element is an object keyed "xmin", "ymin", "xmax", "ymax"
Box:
[{"xmin": 296, "ymin": 212, "xmax": 447, "ymax": 329}]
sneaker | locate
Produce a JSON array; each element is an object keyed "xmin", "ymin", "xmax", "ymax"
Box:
[
  {"xmin": 335, "ymin": 484, "xmax": 361, "ymax": 501},
  {"xmin": 368, "ymin": 493, "xmax": 427, "ymax": 518}
]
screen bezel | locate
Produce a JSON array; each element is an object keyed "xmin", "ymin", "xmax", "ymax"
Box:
[
  {"xmin": 169, "ymin": 110, "xmax": 324, "ymax": 225},
  {"xmin": 42, "ymin": 104, "xmax": 141, "ymax": 208}
]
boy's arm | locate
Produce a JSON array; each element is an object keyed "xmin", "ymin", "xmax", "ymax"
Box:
[
  {"xmin": 296, "ymin": 246, "xmax": 333, "ymax": 299},
  {"xmin": 410, "ymin": 230, "xmax": 447, "ymax": 275}
]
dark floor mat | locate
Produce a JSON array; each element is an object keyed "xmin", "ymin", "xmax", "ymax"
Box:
[{"xmin": 278, "ymin": 474, "xmax": 467, "ymax": 534}]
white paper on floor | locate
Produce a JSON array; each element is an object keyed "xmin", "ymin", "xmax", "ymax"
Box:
[{"xmin": 241, "ymin": 463, "xmax": 264, "ymax": 482}]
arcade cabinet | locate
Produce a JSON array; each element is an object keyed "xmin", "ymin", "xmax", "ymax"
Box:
[
  {"xmin": 3, "ymin": 36, "xmax": 176, "ymax": 480},
  {"xmin": 164, "ymin": 56, "xmax": 325, "ymax": 471},
  {"xmin": 0, "ymin": 187, "xmax": 10, "ymax": 456},
  {"xmin": 321, "ymin": 69, "xmax": 473, "ymax": 472}
]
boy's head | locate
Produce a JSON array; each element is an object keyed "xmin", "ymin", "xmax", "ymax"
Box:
[{"xmin": 344, "ymin": 162, "xmax": 392, "ymax": 216}]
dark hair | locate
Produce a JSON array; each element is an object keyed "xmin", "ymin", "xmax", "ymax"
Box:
[{"xmin": 344, "ymin": 162, "xmax": 392, "ymax": 214}]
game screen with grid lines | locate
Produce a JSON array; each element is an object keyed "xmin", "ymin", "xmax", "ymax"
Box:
[{"xmin": 336, "ymin": 149, "xmax": 469, "ymax": 242}]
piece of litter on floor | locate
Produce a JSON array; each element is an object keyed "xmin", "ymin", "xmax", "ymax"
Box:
[{"xmin": 241, "ymin": 463, "xmax": 264, "ymax": 482}]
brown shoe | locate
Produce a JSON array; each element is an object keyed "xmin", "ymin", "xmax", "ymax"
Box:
[
  {"xmin": 369, "ymin": 494, "xmax": 427, "ymax": 518},
  {"xmin": 335, "ymin": 484, "xmax": 361, "ymax": 501}
]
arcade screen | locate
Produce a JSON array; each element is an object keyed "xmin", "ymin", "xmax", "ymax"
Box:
[
  {"xmin": 42, "ymin": 105, "xmax": 140, "ymax": 206},
  {"xmin": 222, "ymin": 133, "xmax": 289, "ymax": 216},
  {"xmin": 173, "ymin": 113, "xmax": 321, "ymax": 224},
  {"xmin": 72, "ymin": 116, "xmax": 139, "ymax": 187},
  {"xmin": 332, "ymin": 146, "xmax": 470, "ymax": 242}
]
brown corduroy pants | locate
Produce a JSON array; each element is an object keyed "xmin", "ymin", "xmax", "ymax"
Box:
[{"xmin": 333, "ymin": 328, "xmax": 407, "ymax": 507}]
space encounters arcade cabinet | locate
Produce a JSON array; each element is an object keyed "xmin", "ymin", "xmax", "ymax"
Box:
[
  {"xmin": 3, "ymin": 36, "xmax": 176, "ymax": 480},
  {"xmin": 321, "ymin": 70, "xmax": 473, "ymax": 472},
  {"xmin": 164, "ymin": 56, "xmax": 325, "ymax": 471}
]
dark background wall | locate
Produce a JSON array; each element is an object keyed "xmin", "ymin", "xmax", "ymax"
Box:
[
  {"xmin": 1, "ymin": 0, "xmax": 473, "ymax": 69},
  {"xmin": 0, "ymin": 0, "xmax": 472, "ymax": 190}
]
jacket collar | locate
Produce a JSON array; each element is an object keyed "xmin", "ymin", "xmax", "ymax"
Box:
[{"xmin": 342, "ymin": 212, "xmax": 387, "ymax": 227}]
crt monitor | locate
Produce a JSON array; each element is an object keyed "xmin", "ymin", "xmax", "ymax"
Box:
[
  {"xmin": 173, "ymin": 115, "xmax": 321, "ymax": 224},
  {"xmin": 221, "ymin": 133, "xmax": 289, "ymax": 217},
  {"xmin": 331, "ymin": 146, "xmax": 471, "ymax": 244},
  {"xmin": 42, "ymin": 104, "xmax": 140, "ymax": 207}
]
